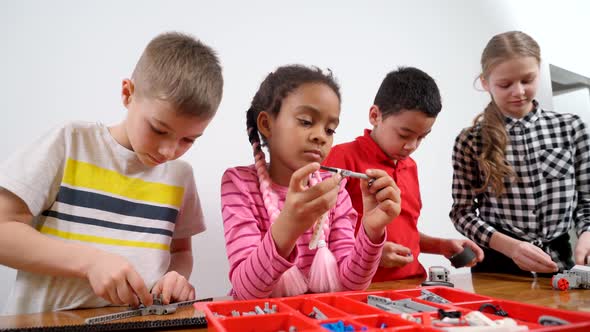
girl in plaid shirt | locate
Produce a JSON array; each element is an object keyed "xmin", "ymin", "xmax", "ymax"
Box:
[{"xmin": 450, "ymin": 31, "xmax": 590, "ymax": 275}]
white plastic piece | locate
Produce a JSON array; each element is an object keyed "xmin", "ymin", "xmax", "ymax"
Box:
[
  {"xmin": 573, "ymin": 265, "xmax": 590, "ymax": 272},
  {"xmin": 443, "ymin": 314, "xmax": 528, "ymax": 332},
  {"xmin": 464, "ymin": 311, "xmax": 496, "ymax": 326},
  {"xmin": 400, "ymin": 313, "xmax": 418, "ymax": 322},
  {"xmin": 441, "ymin": 326, "xmax": 528, "ymax": 332},
  {"xmin": 312, "ymin": 306, "xmax": 328, "ymax": 320}
]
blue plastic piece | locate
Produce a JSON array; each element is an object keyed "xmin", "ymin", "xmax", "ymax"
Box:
[{"xmin": 321, "ymin": 320, "xmax": 359, "ymax": 331}]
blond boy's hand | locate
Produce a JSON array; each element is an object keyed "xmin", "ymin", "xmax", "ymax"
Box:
[
  {"xmin": 151, "ymin": 271, "xmax": 195, "ymax": 304},
  {"xmin": 379, "ymin": 241, "xmax": 413, "ymax": 268},
  {"xmin": 360, "ymin": 169, "xmax": 401, "ymax": 243},
  {"xmin": 85, "ymin": 251, "xmax": 152, "ymax": 307}
]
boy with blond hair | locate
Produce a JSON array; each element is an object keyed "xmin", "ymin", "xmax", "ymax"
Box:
[{"xmin": 0, "ymin": 32, "xmax": 223, "ymax": 314}]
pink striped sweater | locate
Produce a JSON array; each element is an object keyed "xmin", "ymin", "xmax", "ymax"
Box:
[{"xmin": 221, "ymin": 165, "xmax": 385, "ymax": 299}]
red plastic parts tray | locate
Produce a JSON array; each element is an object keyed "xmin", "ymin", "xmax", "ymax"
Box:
[{"xmin": 195, "ymin": 286, "xmax": 590, "ymax": 331}]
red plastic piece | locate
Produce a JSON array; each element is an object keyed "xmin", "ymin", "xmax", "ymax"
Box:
[{"xmin": 556, "ymin": 277, "xmax": 570, "ymax": 291}]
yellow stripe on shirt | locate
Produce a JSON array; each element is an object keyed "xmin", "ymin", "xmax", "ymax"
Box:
[
  {"xmin": 40, "ymin": 226, "xmax": 170, "ymax": 251},
  {"xmin": 62, "ymin": 159, "xmax": 184, "ymax": 208}
]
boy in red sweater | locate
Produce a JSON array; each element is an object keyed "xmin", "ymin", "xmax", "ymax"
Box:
[{"xmin": 324, "ymin": 67, "xmax": 483, "ymax": 281}]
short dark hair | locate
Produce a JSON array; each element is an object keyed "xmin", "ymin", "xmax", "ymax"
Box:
[{"xmin": 373, "ymin": 67, "xmax": 441, "ymax": 118}]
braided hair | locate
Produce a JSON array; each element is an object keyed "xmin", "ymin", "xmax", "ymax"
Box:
[
  {"xmin": 246, "ymin": 65, "xmax": 340, "ymax": 221},
  {"xmin": 246, "ymin": 65, "xmax": 342, "ymax": 296},
  {"xmin": 473, "ymin": 31, "xmax": 540, "ymax": 195}
]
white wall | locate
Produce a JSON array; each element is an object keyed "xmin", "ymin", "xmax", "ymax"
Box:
[
  {"xmin": 0, "ymin": 0, "xmax": 589, "ymax": 310},
  {"xmin": 503, "ymin": 2, "xmax": 590, "ymax": 80},
  {"xmin": 553, "ymin": 88, "xmax": 590, "ymax": 127}
]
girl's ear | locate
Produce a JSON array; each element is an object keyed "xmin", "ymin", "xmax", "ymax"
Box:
[
  {"xmin": 257, "ymin": 111, "xmax": 272, "ymax": 140},
  {"xmin": 480, "ymin": 75, "xmax": 490, "ymax": 92}
]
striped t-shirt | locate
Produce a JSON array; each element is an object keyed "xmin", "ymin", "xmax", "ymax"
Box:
[
  {"xmin": 221, "ymin": 165, "xmax": 385, "ymax": 300},
  {"xmin": 0, "ymin": 122, "xmax": 204, "ymax": 314}
]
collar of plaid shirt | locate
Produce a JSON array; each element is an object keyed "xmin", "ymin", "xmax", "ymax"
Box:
[{"xmin": 503, "ymin": 99, "xmax": 540, "ymax": 130}]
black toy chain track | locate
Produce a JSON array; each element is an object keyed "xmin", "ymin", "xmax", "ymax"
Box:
[
  {"xmin": 0, "ymin": 316, "xmax": 207, "ymax": 332},
  {"xmin": 84, "ymin": 295, "xmax": 211, "ymax": 324},
  {"xmin": 0, "ymin": 296, "xmax": 212, "ymax": 332}
]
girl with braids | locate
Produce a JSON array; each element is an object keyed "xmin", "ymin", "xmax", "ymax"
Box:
[
  {"xmin": 450, "ymin": 31, "xmax": 590, "ymax": 275},
  {"xmin": 221, "ymin": 65, "xmax": 401, "ymax": 299}
]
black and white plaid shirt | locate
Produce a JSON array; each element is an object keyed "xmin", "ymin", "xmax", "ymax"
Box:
[{"xmin": 450, "ymin": 102, "xmax": 590, "ymax": 270}]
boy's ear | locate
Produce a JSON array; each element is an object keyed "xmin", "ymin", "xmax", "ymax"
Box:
[
  {"xmin": 121, "ymin": 79, "xmax": 135, "ymax": 107},
  {"xmin": 257, "ymin": 111, "xmax": 272, "ymax": 140},
  {"xmin": 368, "ymin": 105, "xmax": 382, "ymax": 126}
]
